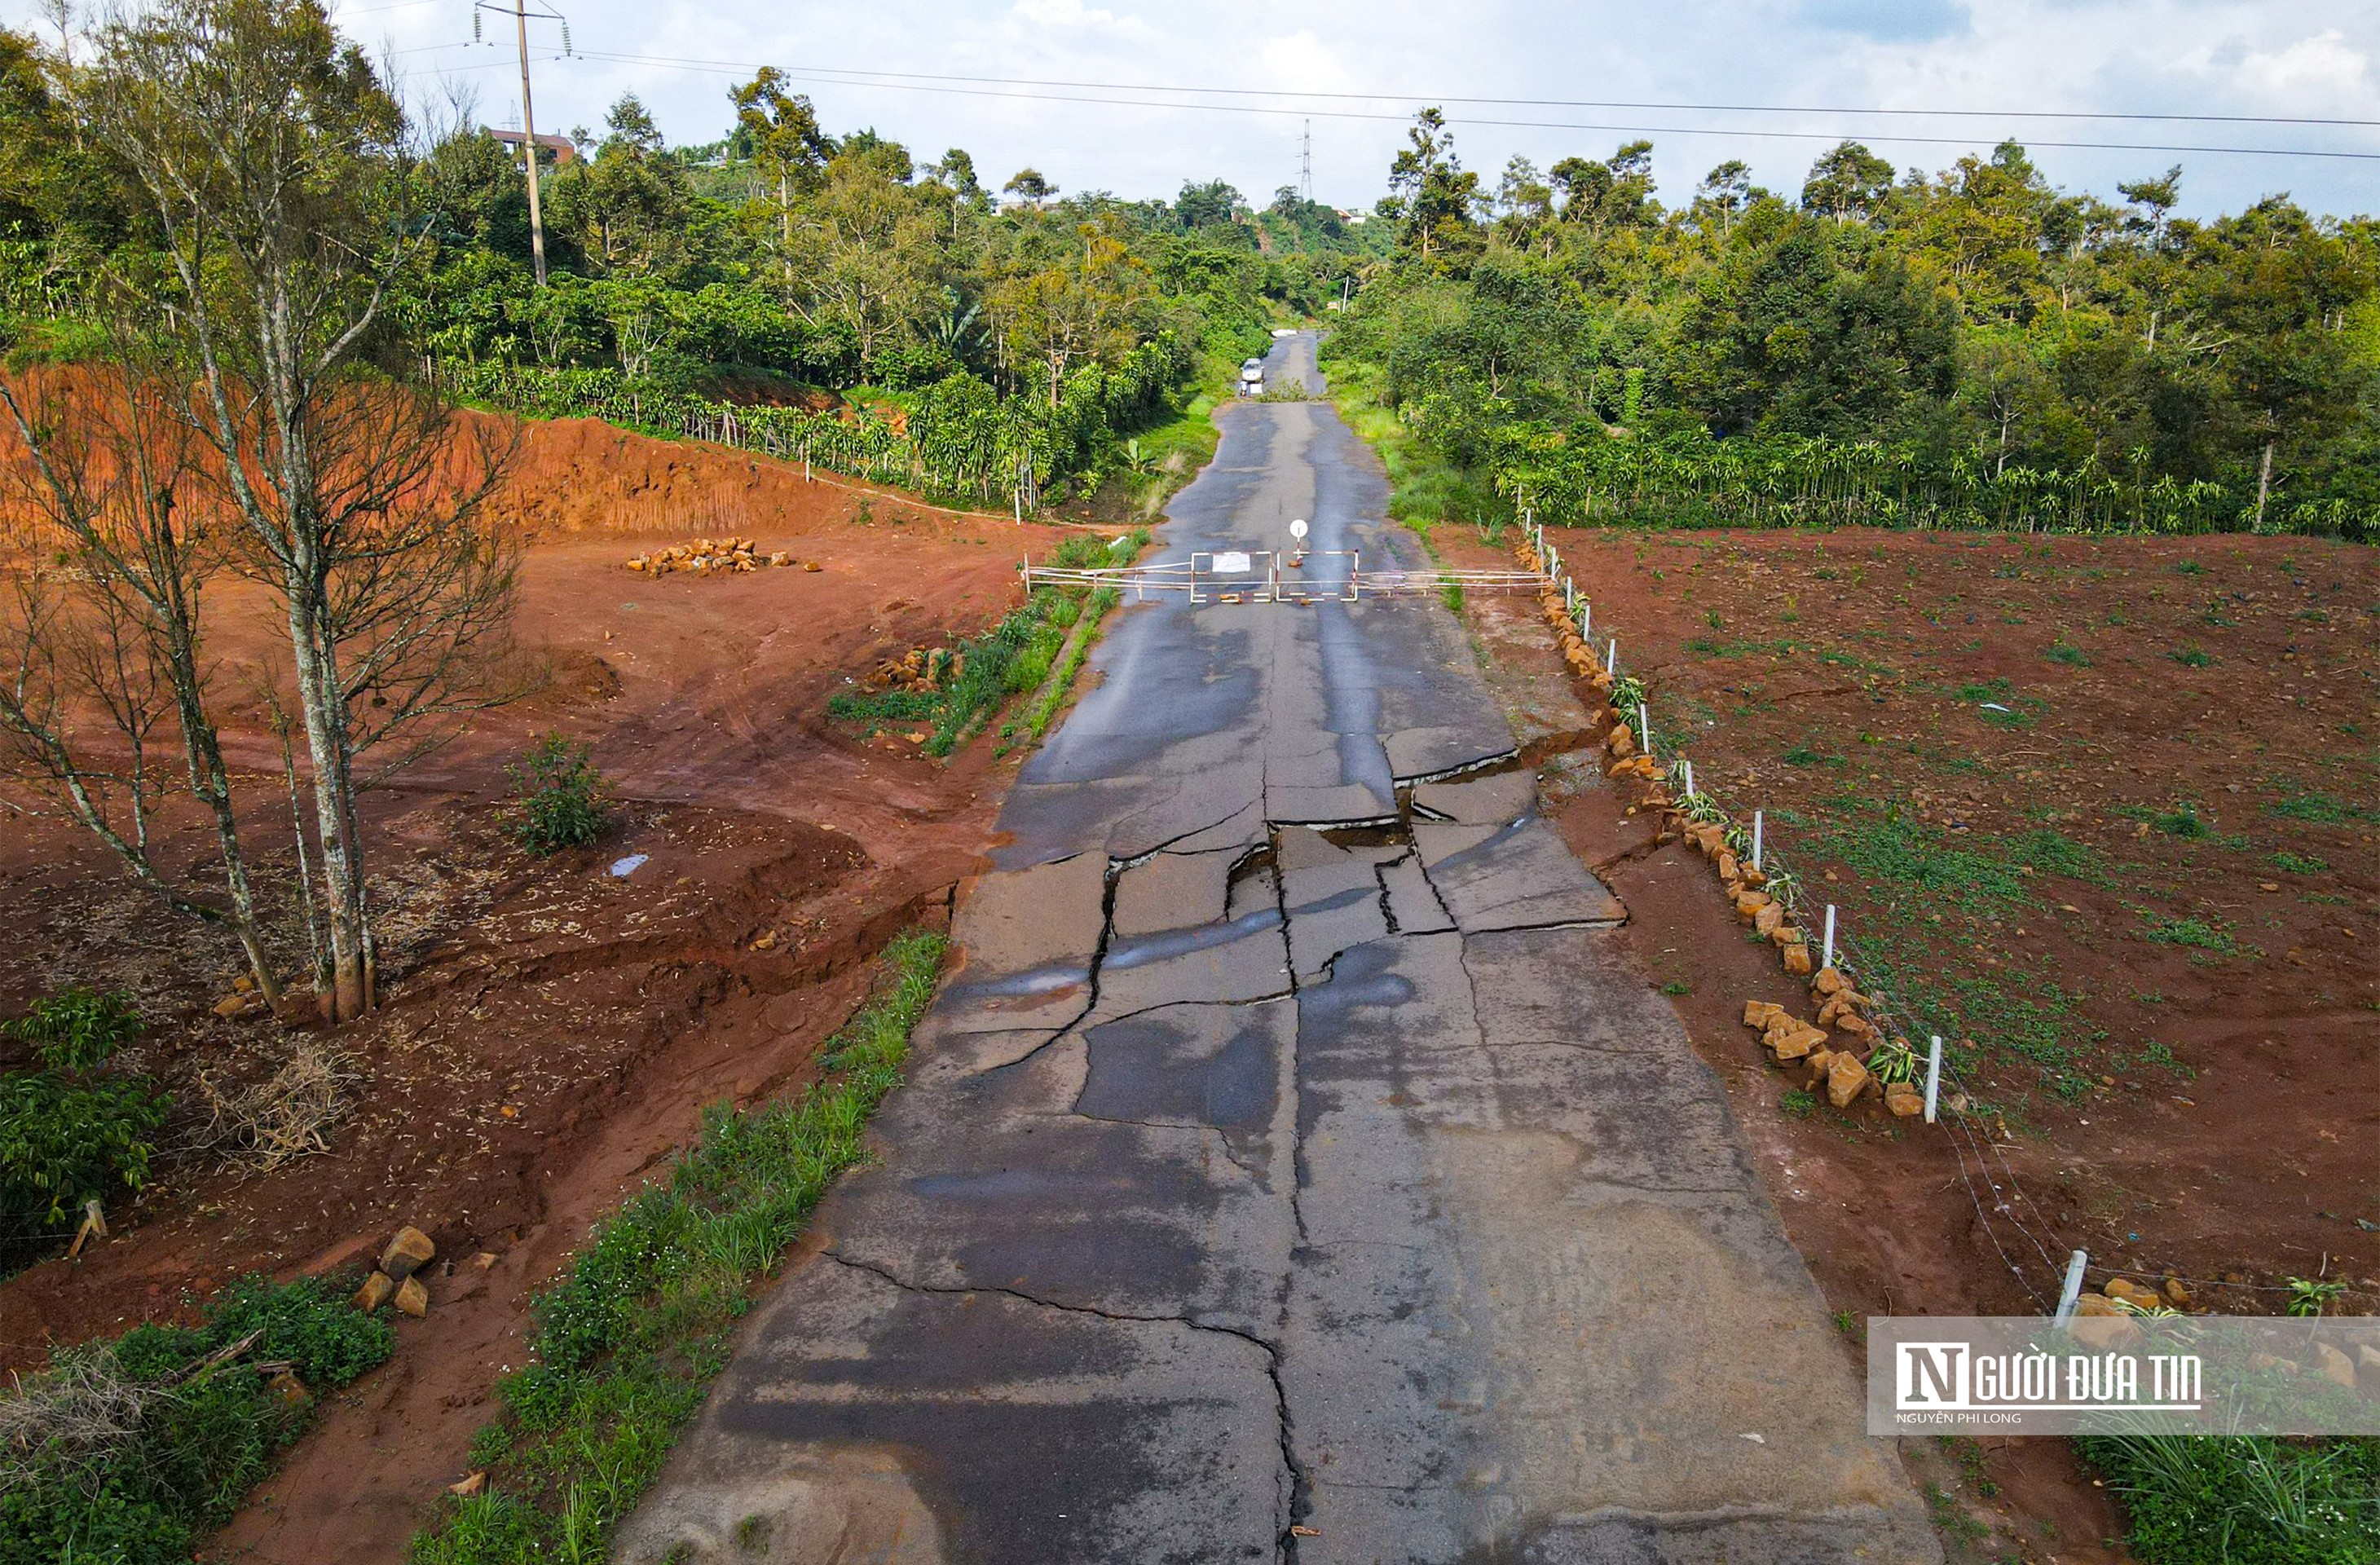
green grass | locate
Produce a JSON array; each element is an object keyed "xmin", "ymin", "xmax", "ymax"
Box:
[
  {"xmin": 2271, "ymin": 852, "xmax": 2333, "ymax": 875},
  {"xmin": 1326, "ymin": 364, "xmax": 1511, "ymax": 538},
  {"xmin": 0, "ymin": 1275, "xmax": 392, "ymax": 1565},
  {"xmin": 2140, "ymin": 912, "xmax": 2246, "ymax": 955},
  {"xmin": 1801, "ymin": 799, "xmax": 2108, "ymax": 916},
  {"xmin": 1686, "ymin": 636, "xmax": 1804, "ymax": 659},
  {"xmin": 2077, "ymin": 1435, "xmax": 2380, "ymax": 1565},
  {"xmin": 828, "ymin": 534, "xmax": 1144, "ymax": 756},
  {"xmin": 408, "ymin": 929, "xmax": 948, "ymax": 1565},
  {"xmin": 1003, "ymin": 586, "xmax": 1122, "ymax": 751},
  {"xmin": 2267, "ymin": 791, "xmax": 2379, "ymax": 827},
  {"xmin": 2169, "ymin": 646, "xmax": 2215, "ymax": 668},
  {"xmin": 2047, "ymin": 641, "xmax": 2092, "ymax": 667}
]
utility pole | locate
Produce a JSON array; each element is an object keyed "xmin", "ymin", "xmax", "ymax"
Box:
[
  {"xmin": 513, "ymin": 0, "xmax": 548, "ymax": 286},
  {"xmin": 1300, "ymin": 120, "xmax": 1312, "ymax": 205}
]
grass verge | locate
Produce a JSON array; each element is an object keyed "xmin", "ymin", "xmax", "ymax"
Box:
[
  {"xmin": 1003, "ymin": 584, "xmax": 1122, "ymax": 754},
  {"xmin": 2077, "ymin": 1435, "xmax": 2380, "ymax": 1565},
  {"xmin": 408, "ymin": 928, "xmax": 948, "ymax": 1565},
  {"xmin": 826, "ymin": 532, "xmax": 1146, "ymax": 755},
  {"xmin": 1319, "ymin": 358, "xmax": 1512, "ymax": 552},
  {"xmin": 0, "ymin": 1274, "xmax": 393, "ymax": 1564}
]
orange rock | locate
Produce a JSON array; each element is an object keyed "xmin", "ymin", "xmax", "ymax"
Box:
[
  {"xmin": 1782, "ymin": 941, "xmax": 1813, "ymax": 976},
  {"xmin": 352, "ymin": 1271, "xmax": 395, "ymax": 1312},
  {"xmin": 1765, "ymin": 1020, "xmax": 1830, "ymax": 1061},
  {"xmin": 1825, "ymin": 1051, "xmax": 1871, "ymax": 1108}
]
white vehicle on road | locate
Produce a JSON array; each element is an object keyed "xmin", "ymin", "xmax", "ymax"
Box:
[{"xmin": 1238, "ymin": 356, "xmax": 1265, "ymax": 395}]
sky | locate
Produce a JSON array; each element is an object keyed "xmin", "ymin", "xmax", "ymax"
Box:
[{"xmin": 13, "ymin": 0, "xmax": 2380, "ymax": 219}]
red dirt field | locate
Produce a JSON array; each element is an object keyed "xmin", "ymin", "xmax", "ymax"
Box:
[
  {"xmin": 1448, "ymin": 522, "xmax": 2379, "ymax": 1564},
  {"xmin": 0, "ymin": 412, "xmax": 1086, "ymax": 1560}
]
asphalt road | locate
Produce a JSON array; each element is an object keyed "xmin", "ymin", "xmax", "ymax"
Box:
[{"xmin": 619, "ymin": 333, "xmax": 1941, "ymax": 1565}]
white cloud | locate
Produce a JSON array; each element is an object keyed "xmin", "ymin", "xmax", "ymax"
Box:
[
  {"xmin": 10, "ymin": 0, "xmax": 2376, "ymax": 215},
  {"xmin": 1257, "ymin": 29, "xmax": 1360, "ymax": 96},
  {"xmin": 2236, "ymin": 29, "xmax": 2366, "ymax": 93},
  {"xmin": 1008, "ymin": 0, "xmax": 1153, "ymax": 39}
]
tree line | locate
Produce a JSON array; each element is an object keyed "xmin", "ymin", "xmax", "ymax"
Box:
[{"xmin": 1331, "ymin": 111, "xmax": 2380, "ymax": 539}]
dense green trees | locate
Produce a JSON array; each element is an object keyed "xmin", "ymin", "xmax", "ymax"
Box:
[
  {"xmin": 0, "ymin": 10, "xmax": 1384, "ymax": 508},
  {"xmin": 1333, "ymin": 114, "xmax": 2380, "ymax": 537}
]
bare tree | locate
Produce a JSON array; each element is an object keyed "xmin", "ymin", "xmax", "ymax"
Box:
[
  {"xmin": 76, "ymin": 0, "xmax": 517, "ymax": 1019},
  {"xmin": 0, "ymin": 364, "xmax": 284, "ymax": 999}
]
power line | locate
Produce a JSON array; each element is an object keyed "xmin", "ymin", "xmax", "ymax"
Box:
[
  {"xmin": 547, "ymin": 50, "xmax": 2380, "ymax": 163},
  {"xmin": 659, "ymin": 61, "xmax": 2380, "ymax": 132}
]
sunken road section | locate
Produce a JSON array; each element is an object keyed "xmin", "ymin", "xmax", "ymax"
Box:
[{"xmin": 616, "ymin": 333, "xmax": 1941, "ymax": 1564}]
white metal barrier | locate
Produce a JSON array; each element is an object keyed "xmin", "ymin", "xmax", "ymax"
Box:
[{"xmin": 1022, "ymin": 551, "xmax": 1545, "ymax": 606}]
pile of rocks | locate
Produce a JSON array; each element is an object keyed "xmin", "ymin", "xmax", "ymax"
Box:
[
  {"xmin": 351, "ymin": 1225, "xmax": 436, "ymax": 1317},
  {"xmin": 869, "ymin": 645, "xmax": 962, "ymax": 694},
  {"xmin": 625, "ymin": 536, "xmax": 805, "ymax": 575},
  {"xmin": 1742, "ymin": 969, "xmax": 1933, "ymax": 1118}
]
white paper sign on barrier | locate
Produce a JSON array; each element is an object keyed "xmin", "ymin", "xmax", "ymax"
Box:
[{"xmin": 1213, "ymin": 551, "xmax": 1253, "ymax": 574}]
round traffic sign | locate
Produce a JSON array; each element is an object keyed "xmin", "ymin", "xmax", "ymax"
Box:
[{"xmin": 1289, "ymin": 518, "xmax": 1309, "ymax": 540}]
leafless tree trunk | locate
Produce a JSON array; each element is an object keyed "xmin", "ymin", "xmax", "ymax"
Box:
[
  {"xmin": 82, "ymin": 0, "xmax": 519, "ymax": 1019},
  {"xmin": 0, "ymin": 366, "xmax": 282, "ymax": 998}
]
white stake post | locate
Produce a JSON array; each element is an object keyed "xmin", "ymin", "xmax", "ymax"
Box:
[
  {"xmin": 1751, "ymin": 810, "xmax": 1764, "ymax": 871},
  {"xmin": 1822, "ymin": 904, "xmax": 1836, "ymax": 971},
  {"xmin": 2053, "ymin": 1250, "xmax": 2089, "ymax": 1325},
  {"xmin": 1607, "ymin": 637, "xmax": 1619, "ymax": 675},
  {"xmin": 1580, "ymin": 601, "xmax": 1591, "ymax": 637},
  {"xmin": 1924, "ymin": 1035, "xmax": 1943, "ymax": 1123},
  {"xmin": 1637, "ymin": 702, "xmax": 1652, "ymax": 760},
  {"xmin": 1682, "ymin": 760, "xmax": 1695, "ymax": 798}
]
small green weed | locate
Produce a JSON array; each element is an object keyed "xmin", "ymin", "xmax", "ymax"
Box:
[
  {"xmin": 508, "ymin": 737, "xmax": 611, "ymax": 855},
  {"xmin": 1780, "ymin": 1088, "xmax": 1818, "ymax": 1118},
  {"xmin": 2271, "ymin": 852, "xmax": 2331, "ymax": 875},
  {"xmin": 2285, "ymin": 1277, "xmax": 2347, "ymax": 1318},
  {"xmin": 0, "ymin": 1274, "xmax": 390, "ymax": 1565},
  {"xmin": 2167, "ymin": 646, "xmax": 2213, "ymax": 668},
  {"xmin": 2047, "ymin": 641, "xmax": 2091, "ymax": 667},
  {"xmin": 2139, "ymin": 913, "xmax": 2241, "ymax": 954},
  {"xmin": 2268, "ymin": 791, "xmax": 2378, "ymax": 827}
]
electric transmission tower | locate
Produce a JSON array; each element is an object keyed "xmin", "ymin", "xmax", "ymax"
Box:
[{"xmin": 1299, "ymin": 120, "xmax": 1312, "ymax": 205}]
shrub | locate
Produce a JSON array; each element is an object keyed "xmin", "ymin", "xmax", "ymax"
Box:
[
  {"xmin": 0, "ymin": 1072, "xmax": 170, "ymax": 1230},
  {"xmin": 508, "ymin": 736, "xmax": 610, "ymax": 854},
  {"xmin": 0, "ymin": 1274, "xmax": 392, "ymax": 1565},
  {"xmin": 0, "ymin": 988, "xmax": 165, "ymax": 1236},
  {"xmin": 3, "ymin": 986, "xmax": 142, "ymax": 1072}
]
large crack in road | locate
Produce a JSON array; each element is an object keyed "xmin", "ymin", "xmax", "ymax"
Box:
[{"xmin": 615, "ymin": 333, "xmax": 1942, "ymax": 1565}]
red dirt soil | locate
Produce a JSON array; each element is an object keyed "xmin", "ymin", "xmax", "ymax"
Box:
[
  {"xmin": 0, "ymin": 412, "xmax": 1085, "ymax": 1561},
  {"xmin": 1446, "ymin": 523, "xmax": 2380, "ymax": 1565}
]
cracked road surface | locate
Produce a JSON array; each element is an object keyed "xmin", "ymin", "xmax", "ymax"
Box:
[{"xmin": 618, "ymin": 333, "xmax": 1940, "ymax": 1565}]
